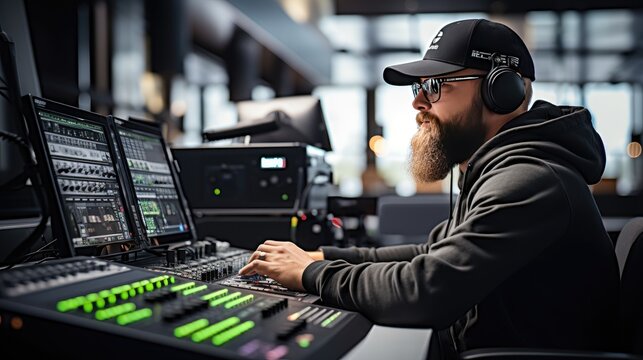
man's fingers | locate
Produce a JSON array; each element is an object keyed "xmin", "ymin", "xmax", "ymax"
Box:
[
  {"xmin": 246, "ymin": 244, "xmax": 281, "ymax": 263},
  {"xmin": 257, "ymin": 244, "xmax": 279, "ymax": 253},
  {"xmin": 264, "ymin": 240, "xmax": 287, "ymax": 246},
  {"xmin": 238, "ymin": 259, "xmax": 269, "ymax": 276}
]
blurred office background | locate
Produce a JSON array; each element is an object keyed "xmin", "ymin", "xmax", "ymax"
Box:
[{"xmin": 9, "ymin": 0, "xmax": 643, "ymax": 202}]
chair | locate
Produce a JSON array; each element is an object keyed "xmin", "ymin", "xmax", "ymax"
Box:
[
  {"xmin": 458, "ymin": 217, "xmax": 643, "ymax": 360},
  {"xmin": 377, "ymin": 194, "xmax": 450, "ymax": 245},
  {"xmin": 615, "ymin": 217, "xmax": 643, "ymax": 354}
]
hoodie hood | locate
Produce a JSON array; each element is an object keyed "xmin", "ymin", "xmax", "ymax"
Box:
[{"xmin": 462, "ymin": 100, "xmax": 606, "ymax": 189}]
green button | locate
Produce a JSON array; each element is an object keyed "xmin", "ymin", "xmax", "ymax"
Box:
[
  {"xmin": 210, "ymin": 292, "xmax": 241, "ymax": 307},
  {"xmin": 174, "ymin": 318, "xmax": 209, "ymax": 338},
  {"xmin": 321, "ymin": 311, "xmax": 342, "ymax": 328},
  {"xmin": 212, "ymin": 321, "xmax": 255, "ymax": 346},
  {"xmin": 116, "ymin": 308, "xmax": 152, "ymax": 326},
  {"xmin": 182, "ymin": 284, "xmax": 208, "ymax": 296},
  {"xmin": 96, "ymin": 298, "xmax": 106, "ymax": 309},
  {"xmin": 192, "ymin": 317, "xmax": 240, "ymax": 343},
  {"xmin": 201, "ymin": 289, "xmax": 228, "ymax": 301},
  {"xmin": 56, "ymin": 295, "xmax": 85, "ymax": 312},
  {"xmin": 298, "ymin": 339, "xmax": 311, "ymax": 348},
  {"xmin": 171, "ymin": 282, "xmax": 196, "ymax": 292},
  {"xmin": 224, "ymin": 294, "xmax": 254, "ymax": 309},
  {"xmin": 95, "ymin": 303, "xmax": 136, "ymax": 321},
  {"xmin": 83, "ymin": 302, "xmax": 93, "ymax": 313}
]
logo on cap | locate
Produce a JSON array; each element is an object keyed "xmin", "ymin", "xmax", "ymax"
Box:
[{"xmin": 428, "ymin": 31, "xmax": 443, "ymax": 50}]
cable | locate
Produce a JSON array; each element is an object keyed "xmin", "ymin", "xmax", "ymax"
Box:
[
  {"xmin": 1, "ymin": 240, "xmax": 59, "ymax": 271},
  {"xmin": 18, "ymin": 238, "xmax": 57, "ymax": 262},
  {"xmin": 290, "ymin": 171, "xmax": 330, "ymax": 243}
]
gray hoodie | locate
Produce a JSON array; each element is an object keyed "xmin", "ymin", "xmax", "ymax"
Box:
[{"xmin": 302, "ymin": 100, "xmax": 620, "ymax": 357}]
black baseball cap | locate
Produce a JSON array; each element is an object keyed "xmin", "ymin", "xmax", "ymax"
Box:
[{"xmin": 383, "ymin": 19, "xmax": 535, "ymax": 85}]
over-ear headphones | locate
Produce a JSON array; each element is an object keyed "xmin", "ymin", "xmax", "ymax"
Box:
[{"xmin": 481, "ymin": 53, "xmax": 526, "ymax": 114}]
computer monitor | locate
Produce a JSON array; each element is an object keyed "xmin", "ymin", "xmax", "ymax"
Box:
[
  {"xmin": 22, "ymin": 95, "xmax": 141, "ymax": 257},
  {"xmin": 235, "ymin": 95, "xmax": 332, "ymax": 151},
  {"xmin": 112, "ymin": 116, "xmax": 196, "ymax": 247}
]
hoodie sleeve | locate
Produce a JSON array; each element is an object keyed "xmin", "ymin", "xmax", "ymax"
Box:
[
  {"xmin": 318, "ymin": 220, "xmax": 448, "ymax": 264},
  {"xmin": 302, "ymin": 162, "xmax": 571, "ymax": 329}
]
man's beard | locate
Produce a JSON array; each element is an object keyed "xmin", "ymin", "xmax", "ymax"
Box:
[{"xmin": 409, "ymin": 97, "xmax": 485, "ymax": 183}]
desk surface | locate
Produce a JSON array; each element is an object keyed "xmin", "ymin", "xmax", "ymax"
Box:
[{"xmin": 342, "ymin": 325, "xmax": 432, "ymax": 360}]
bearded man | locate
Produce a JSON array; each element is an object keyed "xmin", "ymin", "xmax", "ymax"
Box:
[{"xmin": 239, "ymin": 19, "xmax": 619, "ymax": 359}]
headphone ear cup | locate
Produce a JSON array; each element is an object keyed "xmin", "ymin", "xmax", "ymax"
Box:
[{"xmin": 481, "ymin": 67, "xmax": 526, "ymax": 115}]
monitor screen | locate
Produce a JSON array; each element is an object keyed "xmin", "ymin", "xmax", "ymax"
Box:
[
  {"xmin": 236, "ymin": 95, "xmax": 332, "ymax": 151},
  {"xmin": 114, "ymin": 117, "xmax": 194, "ymax": 246},
  {"xmin": 23, "ymin": 96, "xmax": 138, "ymax": 256}
]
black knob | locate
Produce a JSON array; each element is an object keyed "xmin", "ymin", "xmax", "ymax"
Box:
[
  {"xmin": 177, "ymin": 249, "xmax": 187, "ymax": 264},
  {"xmin": 204, "ymin": 243, "xmax": 213, "ymax": 256},
  {"xmin": 166, "ymin": 250, "xmax": 177, "ymax": 266}
]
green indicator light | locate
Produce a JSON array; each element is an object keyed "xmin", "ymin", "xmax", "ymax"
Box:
[
  {"xmin": 108, "ymin": 295, "xmax": 117, "ymax": 304},
  {"xmin": 120, "ymin": 292, "xmax": 129, "ymax": 301},
  {"xmin": 192, "ymin": 317, "xmax": 240, "ymax": 343},
  {"xmin": 212, "ymin": 321, "xmax": 255, "ymax": 346},
  {"xmin": 156, "ymin": 281, "xmax": 162, "ymax": 289},
  {"xmin": 145, "ymin": 283, "xmax": 154, "ymax": 292},
  {"xmin": 281, "ymin": 194, "xmax": 289, "ymax": 201},
  {"xmin": 116, "ymin": 308, "xmax": 152, "ymax": 326},
  {"xmin": 57, "ymin": 298, "xmax": 83, "ymax": 313},
  {"xmin": 85, "ymin": 293, "xmax": 99, "ymax": 303},
  {"xmin": 171, "ymin": 282, "xmax": 196, "ymax": 292},
  {"xmin": 224, "ymin": 294, "xmax": 254, "ymax": 309},
  {"xmin": 321, "ymin": 312, "xmax": 342, "ymax": 328},
  {"xmin": 170, "ymin": 277, "xmax": 176, "ymax": 284},
  {"xmin": 111, "ymin": 284, "xmax": 131, "ymax": 295},
  {"xmin": 213, "ymin": 188, "xmax": 221, "ymax": 196},
  {"xmin": 137, "ymin": 287, "xmax": 145, "ymax": 295},
  {"xmin": 149, "ymin": 276, "xmax": 165, "ymax": 283},
  {"xmin": 174, "ymin": 318, "xmax": 209, "ymax": 338},
  {"xmin": 96, "ymin": 298, "xmax": 106, "ymax": 309},
  {"xmin": 182, "ymin": 284, "xmax": 208, "ymax": 296},
  {"xmin": 163, "ymin": 278, "xmax": 169, "ymax": 287},
  {"xmin": 210, "ymin": 292, "xmax": 241, "ymax": 307},
  {"xmin": 298, "ymin": 339, "xmax": 311, "ymax": 348},
  {"xmin": 99, "ymin": 290, "xmax": 111, "ymax": 298},
  {"xmin": 200, "ymin": 288, "xmax": 228, "ymax": 301},
  {"xmin": 129, "ymin": 288, "xmax": 137, "ymax": 297},
  {"xmin": 95, "ymin": 303, "xmax": 136, "ymax": 321},
  {"xmin": 56, "ymin": 300, "xmax": 71, "ymax": 312},
  {"xmin": 83, "ymin": 302, "xmax": 93, "ymax": 313}
]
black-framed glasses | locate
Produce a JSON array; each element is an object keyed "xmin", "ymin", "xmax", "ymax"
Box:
[{"xmin": 412, "ymin": 75, "xmax": 485, "ymax": 103}]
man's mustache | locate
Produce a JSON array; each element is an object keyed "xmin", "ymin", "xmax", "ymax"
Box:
[{"xmin": 415, "ymin": 112, "xmax": 440, "ymax": 127}]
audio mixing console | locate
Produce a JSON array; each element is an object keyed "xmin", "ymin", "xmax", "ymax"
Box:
[{"xmin": 0, "ymin": 257, "xmax": 371, "ymax": 359}]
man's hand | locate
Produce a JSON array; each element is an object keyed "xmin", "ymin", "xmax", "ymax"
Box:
[{"xmin": 238, "ymin": 240, "xmax": 316, "ymax": 291}]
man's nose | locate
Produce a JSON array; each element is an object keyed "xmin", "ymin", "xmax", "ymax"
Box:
[{"xmin": 413, "ymin": 92, "xmax": 431, "ymax": 112}]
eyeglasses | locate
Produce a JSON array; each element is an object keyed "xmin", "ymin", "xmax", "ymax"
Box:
[{"xmin": 412, "ymin": 75, "xmax": 485, "ymax": 103}]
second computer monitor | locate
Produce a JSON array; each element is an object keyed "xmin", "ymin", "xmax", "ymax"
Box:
[{"xmin": 112, "ymin": 117, "xmax": 195, "ymax": 247}]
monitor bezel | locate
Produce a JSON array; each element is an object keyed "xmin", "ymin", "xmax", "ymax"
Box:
[{"xmin": 111, "ymin": 116, "xmax": 197, "ymax": 248}]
